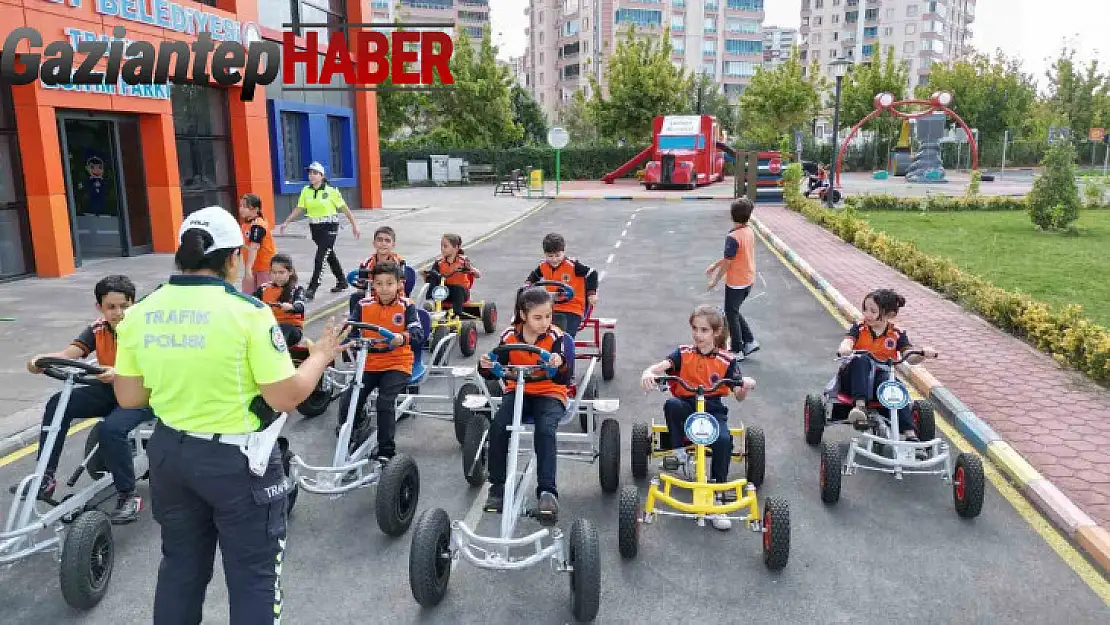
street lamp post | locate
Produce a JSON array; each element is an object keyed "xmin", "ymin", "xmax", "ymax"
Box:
[{"xmin": 827, "ymin": 59, "xmax": 852, "ymax": 208}]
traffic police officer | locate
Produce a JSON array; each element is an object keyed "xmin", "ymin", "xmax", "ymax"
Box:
[
  {"xmin": 113, "ymin": 206, "xmax": 347, "ymax": 624},
  {"xmin": 276, "ymin": 161, "xmax": 361, "ymax": 301}
]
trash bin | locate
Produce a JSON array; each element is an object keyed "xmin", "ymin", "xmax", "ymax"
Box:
[
  {"xmin": 447, "ymin": 158, "xmax": 464, "ymax": 182},
  {"xmin": 407, "ymin": 160, "xmax": 429, "ymax": 183},
  {"xmin": 430, "ymin": 155, "xmax": 449, "ymax": 183}
]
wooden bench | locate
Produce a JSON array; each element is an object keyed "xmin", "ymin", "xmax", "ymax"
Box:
[
  {"xmin": 380, "ymin": 166, "xmax": 394, "ymax": 188},
  {"xmin": 468, "ymin": 164, "xmax": 497, "ymax": 184}
]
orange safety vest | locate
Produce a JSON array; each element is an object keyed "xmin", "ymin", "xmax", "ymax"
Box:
[
  {"xmin": 669, "ymin": 345, "xmax": 736, "ymax": 399},
  {"xmin": 538, "ymin": 259, "xmax": 587, "ymax": 317},
  {"xmin": 434, "ymin": 254, "xmax": 473, "ymax": 288},
  {"xmin": 241, "ymin": 216, "xmax": 276, "ymax": 273},
  {"xmin": 73, "ymin": 318, "xmax": 117, "ymax": 367},
  {"xmin": 850, "ymin": 322, "xmax": 905, "ymax": 363},
  {"xmin": 725, "ymin": 225, "xmax": 755, "ymax": 288},
  {"xmin": 500, "ymin": 325, "xmax": 569, "ymax": 404},
  {"xmin": 356, "ymin": 296, "xmax": 415, "ymax": 373},
  {"xmin": 257, "ymin": 283, "xmax": 304, "ymax": 327}
]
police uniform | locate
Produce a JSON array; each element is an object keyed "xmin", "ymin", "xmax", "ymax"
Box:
[
  {"xmin": 839, "ymin": 321, "xmax": 912, "ymax": 425},
  {"xmin": 525, "ymin": 258, "xmax": 598, "ymax": 338},
  {"xmin": 298, "ymin": 161, "xmax": 348, "ymax": 297},
  {"xmin": 662, "ymin": 345, "xmax": 742, "ymax": 484},
  {"xmin": 114, "ymin": 207, "xmax": 296, "ymax": 625}
]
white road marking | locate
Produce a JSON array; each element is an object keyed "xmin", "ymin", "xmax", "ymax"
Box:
[
  {"xmin": 749, "ymin": 291, "xmax": 766, "ymax": 303},
  {"xmin": 599, "ymin": 270, "xmax": 607, "ymax": 282},
  {"xmin": 621, "ymin": 229, "xmax": 628, "ymax": 237},
  {"xmin": 614, "ymin": 241, "xmax": 621, "ymax": 249},
  {"xmin": 607, "ymin": 253, "xmax": 615, "ymax": 264},
  {"xmin": 759, "ymin": 272, "xmax": 767, "ymax": 289}
]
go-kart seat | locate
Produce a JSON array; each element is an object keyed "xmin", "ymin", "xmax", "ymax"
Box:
[
  {"xmin": 437, "ymin": 272, "xmax": 476, "ymax": 311},
  {"xmin": 410, "ymin": 308, "xmax": 432, "ymax": 384},
  {"xmin": 835, "ymin": 392, "xmax": 885, "ymax": 409},
  {"xmin": 403, "ymin": 265, "xmax": 417, "ymax": 298}
]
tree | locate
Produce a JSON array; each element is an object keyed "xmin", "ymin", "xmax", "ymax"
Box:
[
  {"xmin": 690, "ymin": 72, "xmax": 738, "ymax": 137},
  {"xmin": 511, "ymin": 84, "xmax": 548, "ymax": 145},
  {"xmin": 922, "ymin": 50, "xmax": 1039, "ymax": 140},
  {"xmin": 1044, "ymin": 43, "xmax": 1109, "ymax": 139},
  {"xmin": 1027, "ymin": 140, "xmax": 1081, "ymax": 230},
  {"xmin": 555, "ymin": 90, "xmax": 601, "ymax": 146},
  {"xmin": 587, "ymin": 26, "xmax": 693, "ymax": 143},
  {"xmin": 737, "ymin": 48, "xmax": 823, "ymax": 147},
  {"xmin": 840, "ymin": 46, "xmax": 911, "ymax": 143}
]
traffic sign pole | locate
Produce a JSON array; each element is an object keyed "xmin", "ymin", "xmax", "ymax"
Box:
[
  {"xmin": 555, "ymin": 149, "xmax": 561, "ymax": 195},
  {"xmin": 547, "ymin": 126, "xmax": 569, "ymax": 197}
]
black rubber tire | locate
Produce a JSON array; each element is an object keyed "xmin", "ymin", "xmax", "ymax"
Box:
[
  {"xmin": 459, "ymin": 321, "xmax": 479, "ymax": 357},
  {"xmin": 278, "ymin": 437, "xmax": 298, "ymax": 516},
  {"xmin": 453, "ymin": 383, "xmax": 480, "ymax": 446},
  {"xmin": 761, "ymin": 497, "xmax": 791, "ymax": 571},
  {"xmin": 804, "ymin": 394, "xmax": 826, "ymax": 446},
  {"xmin": 617, "ymin": 486, "xmax": 641, "ymax": 559},
  {"xmin": 461, "ymin": 413, "xmax": 489, "ymax": 487},
  {"xmin": 820, "ymin": 441, "xmax": 843, "ymax": 504},
  {"xmin": 577, "ymin": 383, "xmax": 598, "ymax": 433},
  {"xmin": 630, "ymin": 423, "xmax": 652, "ymax": 480},
  {"xmin": 953, "ymin": 453, "xmax": 985, "ymax": 519},
  {"xmin": 568, "ymin": 518, "xmax": 601, "ymax": 623},
  {"xmin": 744, "ymin": 426, "xmax": 766, "ymax": 489},
  {"xmin": 59, "ymin": 510, "xmax": 114, "ymax": 610},
  {"xmin": 913, "ymin": 400, "xmax": 937, "ymax": 443},
  {"xmin": 598, "ymin": 419, "xmax": 620, "ymax": 493},
  {"xmin": 375, "ymin": 454, "xmax": 420, "ymax": 537},
  {"xmin": 408, "ymin": 507, "xmax": 453, "ymax": 607},
  {"xmin": 83, "ymin": 423, "xmax": 108, "ymax": 480},
  {"xmin": 430, "ymin": 326, "xmax": 451, "ymax": 365},
  {"xmin": 297, "ymin": 385, "xmax": 332, "ymax": 418},
  {"xmin": 481, "ymin": 302, "xmax": 498, "ymax": 334},
  {"xmin": 601, "ymin": 332, "xmax": 616, "ymax": 381}
]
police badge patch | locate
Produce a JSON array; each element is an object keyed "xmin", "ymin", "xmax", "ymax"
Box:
[{"xmin": 271, "ymin": 325, "xmax": 288, "ymax": 352}]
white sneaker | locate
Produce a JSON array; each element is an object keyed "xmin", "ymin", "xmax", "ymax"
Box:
[
  {"xmin": 848, "ymin": 406, "xmax": 868, "ymax": 426},
  {"xmin": 710, "ymin": 494, "xmax": 732, "ymax": 531},
  {"xmin": 743, "ymin": 341, "xmax": 761, "ymax": 355}
]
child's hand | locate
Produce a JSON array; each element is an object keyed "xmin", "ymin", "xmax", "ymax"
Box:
[
  {"xmin": 548, "ymin": 353, "xmax": 564, "ymax": 368},
  {"xmin": 95, "ymin": 367, "xmax": 116, "ymax": 384},
  {"xmin": 733, "ymin": 376, "xmax": 756, "ymax": 400},
  {"xmin": 587, "ymin": 294, "xmax": 598, "ymax": 307},
  {"xmin": 478, "ymin": 353, "xmax": 493, "ymax": 370},
  {"xmin": 277, "ymin": 223, "xmax": 286, "ymax": 235},
  {"xmin": 921, "ymin": 346, "xmax": 939, "ymax": 358},
  {"xmin": 389, "ymin": 333, "xmax": 405, "ymax": 348},
  {"xmin": 640, "ymin": 370, "xmax": 658, "ymax": 391},
  {"xmin": 280, "ymin": 303, "xmax": 294, "ymax": 311},
  {"xmin": 26, "ymin": 355, "xmax": 47, "ymax": 374}
]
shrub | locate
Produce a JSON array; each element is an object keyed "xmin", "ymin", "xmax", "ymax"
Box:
[
  {"xmin": 1027, "ymin": 142, "xmax": 1081, "ymax": 230},
  {"xmin": 1083, "ymin": 176, "xmax": 1107, "ymax": 208},
  {"xmin": 966, "ymin": 169, "xmax": 982, "ymax": 198},
  {"xmin": 782, "ymin": 163, "xmax": 804, "ymax": 207},
  {"xmin": 844, "ymin": 194, "xmax": 1026, "ymax": 213}
]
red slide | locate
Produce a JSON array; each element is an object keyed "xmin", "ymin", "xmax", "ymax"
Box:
[{"xmin": 601, "ymin": 146, "xmax": 652, "ymax": 184}]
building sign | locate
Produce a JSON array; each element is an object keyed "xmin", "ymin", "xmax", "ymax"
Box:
[
  {"xmin": 660, "ymin": 116, "xmax": 702, "ymax": 135},
  {"xmin": 38, "ymin": 26, "xmax": 171, "ymax": 99},
  {"xmin": 1090, "ymin": 128, "xmax": 1106, "ymax": 142},
  {"xmin": 43, "ymin": 0, "xmax": 251, "ymax": 44}
]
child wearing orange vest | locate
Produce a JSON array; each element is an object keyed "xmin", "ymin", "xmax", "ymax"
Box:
[
  {"xmin": 238, "ymin": 193, "xmax": 277, "ymax": 294},
  {"xmin": 350, "ymin": 225, "xmax": 410, "ymax": 317},
  {"xmin": 524, "ymin": 232, "xmax": 598, "ymax": 338},
  {"xmin": 707, "ymin": 198, "xmax": 759, "ymax": 360},
  {"xmin": 252, "ymin": 253, "xmax": 307, "ymax": 349},
  {"xmin": 422, "ymin": 233, "xmax": 482, "ymax": 316}
]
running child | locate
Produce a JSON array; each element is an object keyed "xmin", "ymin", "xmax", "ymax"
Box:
[
  {"xmin": 639, "ymin": 305, "xmax": 755, "ymax": 531},
  {"xmin": 351, "ymin": 226, "xmax": 409, "ymax": 317},
  {"xmin": 17, "ymin": 275, "xmax": 154, "ymax": 524},
  {"xmin": 478, "ymin": 287, "xmax": 575, "ymax": 525},
  {"xmin": 707, "ymin": 198, "xmax": 760, "ymax": 360},
  {"xmin": 341, "ymin": 260, "xmax": 423, "ymax": 459},
  {"xmin": 238, "ymin": 193, "xmax": 277, "ymax": 294},
  {"xmin": 252, "ymin": 253, "xmax": 308, "ymax": 349},
  {"xmin": 524, "ymin": 232, "xmax": 597, "ymax": 338},
  {"xmin": 422, "ymin": 233, "xmax": 482, "ymax": 316}
]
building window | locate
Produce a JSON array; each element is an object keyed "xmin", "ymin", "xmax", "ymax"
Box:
[
  {"xmin": 328, "ymin": 116, "xmax": 351, "ymax": 179},
  {"xmin": 615, "ymin": 8, "xmax": 662, "ymax": 26},
  {"xmin": 466, "ymin": 26, "xmax": 484, "ymax": 38},
  {"xmin": 703, "ymin": 41, "xmax": 717, "ymax": 56},
  {"xmin": 727, "ymin": 0, "xmax": 763, "ymax": 9},
  {"xmin": 673, "ymin": 38, "xmax": 685, "ymax": 53},
  {"xmin": 702, "ymin": 62, "xmax": 716, "ymax": 76},
  {"xmin": 281, "ymin": 112, "xmax": 308, "ymax": 182},
  {"xmin": 883, "ymin": 26, "xmax": 893, "ymax": 36},
  {"xmin": 726, "ymin": 39, "xmax": 763, "ymax": 55},
  {"xmin": 863, "ymin": 26, "xmax": 877, "ymax": 37},
  {"xmin": 727, "ymin": 18, "xmax": 759, "ymax": 33},
  {"xmin": 0, "ymin": 85, "xmax": 30, "ymax": 279},
  {"xmin": 704, "ymin": 17, "xmax": 716, "ymax": 32},
  {"xmin": 563, "ymin": 20, "xmax": 580, "ymax": 36},
  {"xmin": 907, "ymin": 4, "xmax": 919, "ymax": 16},
  {"xmin": 671, "ymin": 15, "xmax": 684, "ymax": 31},
  {"xmin": 723, "ymin": 61, "xmax": 758, "ymax": 77},
  {"xmin": 861, "ymin": 44, "xmax": 873, "ymax": 56},
  {"xmin": 904, "ymin": 41, "xmax": 914, "ymax": 53},
  {"xmin": 886, "ymin": 7, "xmax": 895, "ymax": 18},
  {"xmin": 906, "ymin": 23, "xmax": 917, "ymax": 34},
  {"xmin": 172, "ymin": 85, "xmax": 236, "ymax": 217},
  {"xmin": 268, "ymin": 100, "xmax": 357, "ymax": 195}
]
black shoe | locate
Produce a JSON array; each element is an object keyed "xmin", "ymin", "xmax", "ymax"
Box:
[
  {"xmin": 331, "ymin": 283, "xmax": 348, "ymax": 293},
  {"xmin": 537, "ymin": 491, "xmax": 559, "ymax": 526},
  {"xmin": 111, "ymin": 492, "xmax": 142, "ymax": 525},
  {"xmin": 305, "ymin": 288, "xmax": 317, "ymax": 302},
  {"xmin": 484, "ymin": 484, "xmax": 504, "ymax": 513},
  {"xmin": 9, "ymin": 473, "xmax": 56, "ymax": 501}
]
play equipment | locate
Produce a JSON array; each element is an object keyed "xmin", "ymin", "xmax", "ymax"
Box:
[
  {"xmin": 619, "ymin": 376, "xmax": 788, "ymax": 570},
  {"xmin": 888, "ymin": 119, "xmax": 913, "ymax": 176},
  {"xmin": 2, "ymin": 357, "xmax": 155, "ymax": 609},
  {"xmin": 408, "ymin": 344, "xmax": 603, "ymax": 622},
  {"xmin": 735, "ymin": 151, "xmax": 786, "ymax": 203},
  {"xmin": 602, "ymin": 115, "xmax": 726, "ymax": 190},
  {"xmin": 804, "ymin": 350, "xmax": 985, "ymax": 518},
  {"xmin": 419, "ymin": 265, "xmax": 497, "ymax": 364}
]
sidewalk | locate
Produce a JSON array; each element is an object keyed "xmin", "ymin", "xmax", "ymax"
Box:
[
  {"xmin": 0, "ymin": 187, "xmax": 546, "ymax": 452},
  {"xmin": 752, "ymin": 203, "xmax": 1110, "ymax": 570}
]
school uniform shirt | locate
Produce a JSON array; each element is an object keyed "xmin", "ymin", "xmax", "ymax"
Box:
[
  {"xmin": 349, "ymin": 296, "xmax": 423, "ymax": 374},
  {"xmin": 253, "ymin": 282, "xmax": 307, "ymax": 327},
  {"xmin": 241, "ymin": 216, "xmax": 276, "ymax": 273},
  {"xmin": 666, "ymin": 345, "xmax": 742, "ymax": 400},
  {"xmin": 526, "ymin": 258, "xmax": 598, "ymax": 317},
  {"xmin": 432, "ymin": 254, "xmax": 474, "ymax": 287},
  {"xmin": 846, "ymin": 321, "xmax": 910, "ymax": 363},
  {"xmin": 723, "ymin": 224, "xmax": 756, "ymax": 289},
  {"xmin": 72, "ymin": 318, "xmax": 118, "ymax": 367},
  {"xmin": 356, "ymin": 253, "xmax": 408, "ymax": 293},
  {"xmin": 481, "ymin": 324, "xmax": 574, "ymax": 404}
]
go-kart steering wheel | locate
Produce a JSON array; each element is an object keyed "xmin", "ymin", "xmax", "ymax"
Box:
[
  {"xmin": 529, "ymin": 280, "xmax": 575, "ymax": 304},
  {"xmin": 836, "ymin": 348, "xmax": 932, "ymax": 366},
  {"xmin": 347, "ymin": 269, "xmax": 368, "ymax": 289},
  {"xmin": 654, "ymin": 374, "xmax": 741, "ymax": 396},
  {"xmin": 485, "ymin": 344, "xmax": 558, "ymax": 380},
  {"xmin": 345, "ymin": 321, "xmax": 400, "ymax": 351},
  {"xmin": 34, "ymin": 357, "xmax": 106, "ymax": 385}
]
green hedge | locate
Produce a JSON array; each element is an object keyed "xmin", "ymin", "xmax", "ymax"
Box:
[{"xmin": 845, "ymin": 194, "xmax": 1028, "ymax": 212}]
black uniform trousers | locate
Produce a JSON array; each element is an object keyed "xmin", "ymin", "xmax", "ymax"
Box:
[
  {"xmin": 338, "ymin": 369, "xmax": 410, "ymax": 457},
  {"xmin": 147, "ymin": 423, "xmax": 290, "ymax": 625},
  {"xmin": 307, "ymin": 222, "xmax": 345, "ymax": 291}
]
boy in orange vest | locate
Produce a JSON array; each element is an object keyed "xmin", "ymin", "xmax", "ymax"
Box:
[
  {"xmin": 707, "ymin": 198, "xmax": 760, "ymax": 359},
  {"xmin": 524, "ymin": 232, "xmax": 598, "ymax": 338}
]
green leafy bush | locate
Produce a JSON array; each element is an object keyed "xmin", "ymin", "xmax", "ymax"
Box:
[
  {"xmin": 1027, "ymin": 142, "xmax": 1081, "ymax": 230},
  {"xmin": 966, "ymin": 169, "xmax": 982, "ymax": 197},
  {"xmin": 844, "ymin": 194, "xmax": 1027, "ymax": 212}
]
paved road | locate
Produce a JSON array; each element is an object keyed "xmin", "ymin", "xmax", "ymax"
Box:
[{"xmin": 1, "ymin": 201, "xmax": 1106, "ymax": 624}]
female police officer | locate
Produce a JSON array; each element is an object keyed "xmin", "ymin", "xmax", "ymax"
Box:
[
  {"xmin": 276, "ymin": 161, "xmax": 361, "ymax": 301},
  {"xmin": 112, "ymin": 206, "xmax": 347, "ymax": 625}
]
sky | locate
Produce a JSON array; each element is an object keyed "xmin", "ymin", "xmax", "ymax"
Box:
[{"xmin": 489, "ymin": 0, "xmax": 1109, "ymax": 89}]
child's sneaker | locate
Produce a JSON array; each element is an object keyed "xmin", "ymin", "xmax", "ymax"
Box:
[
  {"xmin": 661, "ymin": 448, "xmax": 688, "ymax": 473},
  {"xmin": 484, "ymin": 484, "xmax": 504, "ymax": 513},
  {"xmin": 330, "ymin": 282, "xmax": 348, "ymax": 293},
  {"xmin": 848, "ymin": 405, "xmax": 868, "ymax": 426},
  {"xmin": 710, "ymin": 493, "xmax": 732, "ymax": 531},
  {"xmin": 537, "ymin": 491, "xmax": 559, "ymax": 526},
  {"xmin": 305, "ymin": 288, "xmax": 317, "ymax": 302},
  {"xmin": 111, "ymin": 492, "xmax": 142, "ymax": 525},
  {"xmin": 904, "ymin": 434, "xmax": 928, "ymax": 460},
  {"xmin": 743, "ymin": 341, "xmax": 761, "ymax": 356},
  {"xmin": 8, "ymin": 473, "xmax": 56, "ymax": 501}
]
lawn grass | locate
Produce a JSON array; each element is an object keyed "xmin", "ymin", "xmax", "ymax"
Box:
[{"xmin": 859, "ymin": 209, "xmax": 1110, "ymax": 327}]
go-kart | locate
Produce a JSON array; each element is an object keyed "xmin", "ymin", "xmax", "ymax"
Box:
[
  {"xmin": 259, "ymin": 301, "xmax": 340, "ymax": 419},
  {"xmin": 419, "ymin": 265, "xmax": 496, "ymax": 364},
  {"xmin": 1, "ymin": 357, "xmax": 155, "ymax": 609},
  {"xmin": 804, "ymin": 349, "xmax": 985, "ymax": 518},
  {"xmin": 531, "ymin": 280, "xmax": 616, "ymax": 382},
  {"xmin": 619, "ymin": 376, "xmax": 789, "ymax": 570},
  {"xmin": 283, "ymin": 323, "xmax": 421, "ymax": 537},
  {"xmin": 408, "ymin": 344, "xmax": 602, "ymax": 622}
]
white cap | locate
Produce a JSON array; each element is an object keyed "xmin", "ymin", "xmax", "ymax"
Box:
[
  {"xmin": 179, "ymin": 206, "xmax": 244, "ymax": 254},
  {"xmin": 306, "ymin": 161, "xmax": 326, "ymax": 176}
]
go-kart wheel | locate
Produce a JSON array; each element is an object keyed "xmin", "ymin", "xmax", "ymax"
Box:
[
  {"xmin": 408, "ymin": 507, "xmax": 453, "ymax": 607},
  {"xmin": 804, "ymin": 394, "xmax": 826, "ymax": 446},
  {"xmin": 761, "ymin": 497, "xmax": 790, "ymax": 571},
  {"xmin": 452, "ymin": 383, "xmax": 481, "ymax": 445},
  {"xmin": 278, "ymin": 437, "xmax": 298, "ymax": 516},
  {"xmin": 600, "ymin": 332, "xmax": 616, "ymax": 381},
  {"xmin": 617, "ymin": 486, "xmax": 641, "ymax": 559},
  {"xmin": 912, "ymin": 400, "xmax": 936, "ymax": 443},
  {"xmin": 953, "ymin": 453, "xmax": 985, "ymax": 518},
  {"xmin": 459, "ymin": 321, "xmax": 479, "ymax": 357},
  {"xmin": 819, "ymin": 441, "xmax": 843, "ymax": 504},
  {"xmin": 481, "ymin": 302, "xmax": 498, "ymax": 334},
  {"xmin": 375, "ymin": 454, "xmax": 420, "ymax": 537},
  {"xmin": 59, "ymin": 510, "xmax": 114, "ymax": 610},
  {"xmin": 461, "ymin": 413, "xmax": 488, "ymax": 487},
  {"xmin": 568, "ymin": 518, "xmax": 601, "ymax": 623},
  {"xmin": 744, "ymin": 426, "xmax": 766, "ymax": 488},
  {"xmin": 630, "ymin": 423, "xmax": 652, "ymax": 480},
  {"xmin": 83, "ymin": 423, "xmax": 108, "ymax": 480},
  {"xmin": 430, "ymin": 326, "xmax": 451, "ymax": 365},
  {"xmin": 598, "ymin": 419, "xmax": 621, "ymax": 493},
  {"xmin": 577, "ymin": 382, "xmax": 598, "ymax": 432},
  {"xmin": 297, "ymin": 383, "xmax": 332, "ymax": 418}
]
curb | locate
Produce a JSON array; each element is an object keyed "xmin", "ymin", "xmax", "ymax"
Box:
[
  {"xmin": 751, "ymin": 215, "xmax": 1110, "ymax": 576},
  {"xmin": 0, "ymin": 200, "xmax": 552, "ymax": 462}
]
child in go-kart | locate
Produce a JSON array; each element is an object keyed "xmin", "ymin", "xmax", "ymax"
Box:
[
  {"xmin": 639, "ymin": 305, "xmax": 755, "ymax": 531},
  {"xmin": 836, "ymin": 289, "xmax": 936, "ymax": 442},
  {"xmin": 524, "ymin": 232, "xmax": 598, "ymax": 338},
  {"xmin": 16, "ymin": 275, "xmax": 153, "ymax": 524},
  {"xmin": 478, "ymin": 287, "xmax": 575, "ymax": 525},
  {"xmin": 253, "ymin": 253, "xmax": 308, "ymax": 349},
  {"xmin": 350, "ymin": 225, "xmax": 409, "ymax": 317},
  {"xmin": 422, "ymin": 233, "xmax": 482, "ymax": 316},
  {"xmin": 341, "ymin": 260, "xmax": 423, "ymax": 460}
]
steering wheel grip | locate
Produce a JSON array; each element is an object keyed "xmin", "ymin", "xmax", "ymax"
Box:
[
  {"xmin": 486, "ymin": 344, "xmax": 556, "ymax": 380},
  {"xmin": 35, "ymin": 356, "xmax": 106, "ymax": 385},
  {"xmin": 529, "ymin": 280, "xmax": 575, "ymax": 304}
]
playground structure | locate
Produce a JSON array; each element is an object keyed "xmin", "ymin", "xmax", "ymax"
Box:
[
  {"xmin": 888, "ymin": 120, "xmax": 913, "ymax": 176},
  {"xmin": 602, "ymin": 115, "xmax": 732, "ymax": 190}
]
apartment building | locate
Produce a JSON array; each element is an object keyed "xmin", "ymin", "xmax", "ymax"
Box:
[
  {"xmin": 525, "ymin": 0, "xmax": 766, "ymax": 121},
  {"xmin": 763, "ymin": 25, "xmax": 799, "ymax": 70},
  {"xmin": 391, "ymin": 0, "xmax": 492, "ymax": 44},
  {"xmin": 798, "ymin": 0, "xmax": 976, "ymax": 92}
]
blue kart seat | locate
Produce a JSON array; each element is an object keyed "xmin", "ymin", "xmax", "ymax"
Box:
[
  {"xmin": 409, "ymin": 308, "xmax": 432, "ymax": 384},
  {"xmin": 403, "ymin": 265, "xmax": 417, "ymax": 298}
]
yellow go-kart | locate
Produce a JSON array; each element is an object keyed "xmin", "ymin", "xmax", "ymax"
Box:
[
  {"xmin": 420, "ymin": 266, "xmax": 498, "ymax": 364},
  {"xmin": 619, "ymin": 376, "xmax": 790, "ymax": 570}
]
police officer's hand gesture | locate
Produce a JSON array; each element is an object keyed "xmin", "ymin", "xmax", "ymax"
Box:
[{"xmin": 309, "ymin": 316, "xmax": 351, "ymax": 358}]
